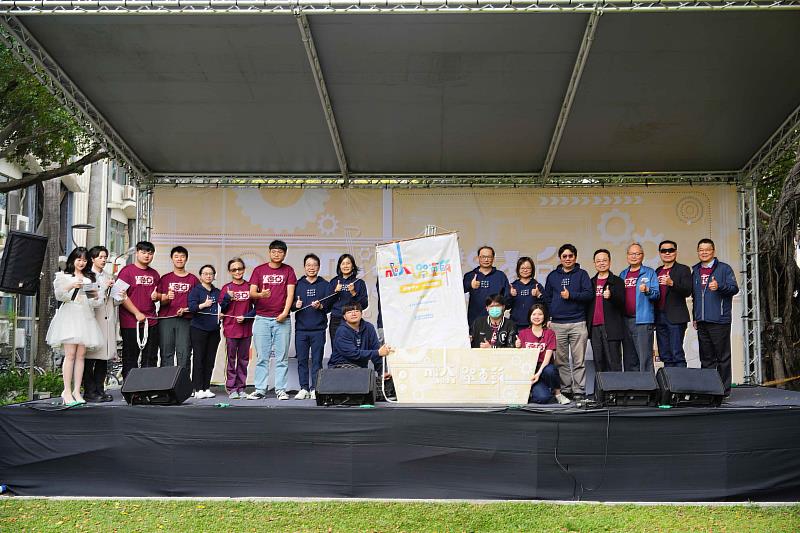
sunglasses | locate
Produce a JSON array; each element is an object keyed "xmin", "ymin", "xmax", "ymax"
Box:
[{"xmin": 659, "ymin": 248, "xmax": 677, "ymax": 254}]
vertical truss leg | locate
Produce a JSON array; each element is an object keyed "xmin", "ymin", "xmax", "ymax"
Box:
[{"xmin": 738, "ymin": 183, "xmax": 762, "ymax": 384}]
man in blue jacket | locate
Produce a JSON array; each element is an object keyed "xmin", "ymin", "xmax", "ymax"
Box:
[
  {"xmin": 692, "ymin": 238, "xmax": 739, "ymax": 394},
  {"xmin": 463, "ymin": 245, "xmax": 510, "ymax": 325},
  {"xmin": 544, "ymin": 244, "xmax": 593, "ymax": 399},
  {"xmin": 620, "ymin": 242, "xmax": 660, "ymax": 373},
  {"xmin": 329, "ymin": 302, "xmax": 393, "ymax": 375}
]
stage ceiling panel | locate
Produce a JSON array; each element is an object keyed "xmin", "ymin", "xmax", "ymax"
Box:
[
  {"xmin": 554, "ymin": 12, "xmax": 800, "ymax": 173},
  {"xmin": 21, "ymin": 15, "xmax": 339, "ymax": 173},
  {"xmin": 12, "ymin": 12, "xmax": 800, "ymax": 176},
  {"xmin": 309, "ymin": 14, "xmax": 587, "ymax": 173}
]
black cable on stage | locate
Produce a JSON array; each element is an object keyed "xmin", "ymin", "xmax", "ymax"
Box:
[{"xmin": 553, "ymin": 407, "xmax": 612, "ymax": 501}]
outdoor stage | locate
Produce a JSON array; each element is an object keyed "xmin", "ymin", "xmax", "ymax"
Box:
[{"xmin": 1, "ymin": 386, "xmax": 799, "ymax": 501}]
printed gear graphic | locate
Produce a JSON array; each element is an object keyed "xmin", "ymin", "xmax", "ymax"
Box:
[
  {"xmin": 597, "ymin": 209, "xmax": 634, "ymax": 245},
  {"xmin": 633, "ymin": 228, "xmax": 664, "ymax": 248},
  {"xmin": 317, "ymin": 213, "xmax": 339, "ymax": 236}
]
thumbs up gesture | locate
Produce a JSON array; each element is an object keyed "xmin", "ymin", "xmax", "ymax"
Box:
[
  {"xmin": 665, "ymin": 272, "xmax": 674, "ymax": 287},
  {"xmin": 470, "ymin": 274, "xmax": 480, "ymax": 290},
  {"xmin": 639, "ymin": 281, "xmax": 648, "ymax": 293},
  {"xmin": 167, "ymin": 288, "xmax": 176, "ymax": 300},
  {"xmin": 295, "ymin": 296, "xmax": 303, "ymax": 309},
  {"xmin": 150, "ymin": 288, "xmax": 160, "ymax": 301},
  {"xmin": 532, "ymin": 285, "xmax": 542, "ymax": 298},
  {"xmin": 510, "ymin": 285, "xmax": 518, "ymax": 297},
  {"xmin": 515, "ymin": 337, "xmax": 522, "ymax": 348},
  {"xmin": 202, "ymin": 295, "xmax": 213, "ymax": 309},
  {"xmin": 603, "ymin": 285, "xmax": 611, "ymax": 300},
  {"xmin": 561, "ymin": 286, "xmax": 570, "ymax": 299},
  {"xmin": 335, "ymin": 280, "xmax": 343, "ymax": 293},
  {"xmin": 709, "ymin": 276, "xmax": 719, "ymax": 291}
]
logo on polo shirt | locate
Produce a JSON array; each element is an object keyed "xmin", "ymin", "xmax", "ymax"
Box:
[
  {"xmin": 262, "ymin": 274, "xmax": 285, "ymax": 285},
  {"xmin": 701, "ymin": 273, "xmax": 710, "ymax": 285},
  {"xmin": 169, "ymin": 282, "xmax": 191, "ymax": 293},
  {"xmin": 136, "ymin": 275, "xmax": 154, "ymax": 285},
  {"xmin": 624, "ymin": 277, "xmax": 638, "ymax": 288},
  {"xmin": 230, "ymin": 291, "xmax": 250, "ymax": 301}
]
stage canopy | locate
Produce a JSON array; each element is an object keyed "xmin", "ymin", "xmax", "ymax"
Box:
[{"xmin": 1, "ymin": 3, "xmax": 800, "ymax": 186}]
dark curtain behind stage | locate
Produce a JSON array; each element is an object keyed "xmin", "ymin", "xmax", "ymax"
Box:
[{"xmin": 1, "ymin": 400, "xmax": 800, "ymax": 500}]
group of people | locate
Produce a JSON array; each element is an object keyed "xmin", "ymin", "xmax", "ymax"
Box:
[
  {"xmin": 45, "ymin": 240, "xmax": 390, "ymax": 405},
  {"xmin": 464, "ymin": 239, "xmax": 739, "ymax": 405},
  {"xmin": 45, "ymin": 236, "xmax": 738, "ymax": 407}
]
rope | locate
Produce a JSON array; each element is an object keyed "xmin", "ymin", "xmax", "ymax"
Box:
[{"xmin": 761, "ymin": 374, "xmax": 800, "ymax": 387}]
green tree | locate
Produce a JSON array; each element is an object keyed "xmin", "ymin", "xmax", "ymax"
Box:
[{"xmin": 0, "ymin": 45, "xmax": 107, "ymax": 192}]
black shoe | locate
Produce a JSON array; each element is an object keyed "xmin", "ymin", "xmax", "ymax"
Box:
[
  {"xmin": 99, "ymin": 393, "xmax": 114, "ymax": 402},
  {"xmin": 84, "ymin": 394, "xmax": 102, "ymax": 403},
  {"xmin": 572, "ymin": 393, "xmax": 586, "ymax": 402}
]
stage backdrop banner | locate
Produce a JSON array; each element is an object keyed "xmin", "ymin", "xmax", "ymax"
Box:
[{"xmin": 376, "ymin": 233, "xmax": 470, "ymax": 349}]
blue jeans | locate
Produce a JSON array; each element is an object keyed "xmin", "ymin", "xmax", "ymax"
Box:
[
  {"xmin": 529, "ymin": 363, "xmax": 560, "ymax": 404},
  {"xmin": 252, "ymin": 316, "xmax": 291, "ymax": 393},
  {"xmin": 295, "ymin": 329, "xmax": 326, "ymax": 391},
  {"xmin": 655, "ymin": 312, "xmax": 687, "ymax": 367},
  {"xmin": 622, "ymin": 318, "xmax": 655, "ymax": 373}
]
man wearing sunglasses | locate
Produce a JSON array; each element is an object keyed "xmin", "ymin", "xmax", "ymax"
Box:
[{"xmin": 654, "ymin": 240, "xmax": 692, "ymax": 368}]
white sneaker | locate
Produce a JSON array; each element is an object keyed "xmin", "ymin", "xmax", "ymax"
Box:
[
  {"xmin": 229, "ymin": 391, "xmax": 240, "ymax": 400},
  {"xmin": 310, "ymin": 390, "xmax": 316, "ymax": 400},
  {"xmin": 276, "ymin": 390, "xmax": 289, "ymax": 400},
  {"xmin": 294, "ymin": 389, "xmax": 309, "ymax": 400},
  {"xmin": 555, "ymin": 393, "xmax": 571, "ymax": 405},
  {"xmin": 247, "ymin": 390, "xmax": 266, "ymax": 400},
  {"xmin": 204, "ymin": 389, "xmax": 216, "ymax": 399}
]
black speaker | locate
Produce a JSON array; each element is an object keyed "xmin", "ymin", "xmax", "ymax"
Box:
[
  {"xmin": 121, "ymin": 366, "xmax": 192, "ymax": 405},
  {"xmin": 656, "ymin": 367, "xmax": 725, "ymax": 407},
  {"xmin": 595, "ymin": 371, "xmax": 659, "ymax": 407},
  {"xmin": 315, "ymin": 367, "xmax": 376, "ymax": 406},
  {"xmin": 0, "ymin": 230, "xmax": 48, "ymax": 295}
]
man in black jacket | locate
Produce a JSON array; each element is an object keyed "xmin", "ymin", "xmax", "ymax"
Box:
[
  {"xmin": 586, "ymin": 249, "xmax": 626, "ymax": 372},
  {"xmin": 654, "ymin": 240, "xmax": 692, "ymax": 367}
]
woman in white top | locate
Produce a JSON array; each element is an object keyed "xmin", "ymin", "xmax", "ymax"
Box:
[
  {"xmin": 46, "ymin": 247, "xmax": 104, "ymax": 406},
  {"xmin": 83, "ymin": 245, "xmax": 118, "ymax": 402}
]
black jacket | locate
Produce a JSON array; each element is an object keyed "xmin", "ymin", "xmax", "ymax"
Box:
[
  {"xmin": 656, "ymin": 262, "xmax": 692, "ymax": 324},
  {"xmin": 470, "ymin": 316, "xmax": 518, "ymax": 348},
  {"xmin": 586, "ymin": 273, "xmax": 626, "ymax": 341}
]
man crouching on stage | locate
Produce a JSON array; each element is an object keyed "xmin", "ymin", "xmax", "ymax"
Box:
[{"xmin": 329, "ymin": 303, "xmax": 394, "ymax": 377}]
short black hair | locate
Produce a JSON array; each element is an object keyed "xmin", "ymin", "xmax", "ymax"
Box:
[
  {"xmin": 558, "ymin": 244, "xmax": 577, "ymax": 258},
  {"xmin": 484, "ymin": 293, "xmax": 506, "ymax": 307},
  {"xmin": 88, "ymin": 245, "xmax": 109, "ymax": 260},
  {"xmin": 593, "ymin": 248, "xmax": 611, "ymax": 260},
  {"xmin": 227, "ymin": 257, "xmax": 245, "ymax": 271},
  {"xmin": 170, "ymin": 245, "xmax": 189, "ymax": 258},
  {"xmin": 199, "ymin": 264, "xmax": 216, "ymax": 276},
  {"xmin": 342, "ymin": 302, "xmax": 363, "ymax": 315},
  {"xmin": 697, "ymin": 238, "xmax": 715, "ymax": 250},
  {"xmin": 304, "ymin": 253, "xmax": 321, "ymax": 266},
  {"xmin": 477, "ymin": 245, "xmax": 495, "ymax": 258},
  {"xmin": 269, "ymin": 240, "xmax": 288, "ymax": 252},
  {"xmin": 658, "ymin": 240, "xmax": 677, "ymax": 250},
  {"xmin": 136, "ymin": 241, "xmax": 155, "ymax": 253},
  {"xmin": 516, "ymin": 256, "xmax": 534, "ymax": 278}
]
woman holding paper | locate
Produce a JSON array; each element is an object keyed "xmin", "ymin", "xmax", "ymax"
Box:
[
  {"xmin": 515, "ymin": 304, "xmax": 570, "ymax": 405},
  {"xmin": 46, "ymin": 247, "xmax": 104, "ymax": 406},
  {"xmin": 83, "ymin": 245, "xmax": 117, "ymax": 402}
]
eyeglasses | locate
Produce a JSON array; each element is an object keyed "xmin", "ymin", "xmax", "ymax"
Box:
[
  {"xmin": 627, "ymin": 252, "xmax": 643, "ymax": 257},
  {"xmin": 478, "ymin": 255, "xmax": 494, "ymax": 260},
  {"xmin": 229, "ymin": 267, "xmax": 245, "ymax": 272},
  {"xmin": 560, "ymin": 254, "xmax": 575, "ymax": 259},
  {"xmin": 659, "ymin": 248, "xmax": 677, "ymax": 254}
]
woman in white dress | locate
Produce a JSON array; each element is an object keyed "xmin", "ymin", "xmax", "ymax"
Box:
[
  {"xmin": 46, "ymin": 247, "xmax": 104, "ymax": 406},
  {"xmin": 83, "ymin": 245, "xmax": 117, "ymax": 402}
]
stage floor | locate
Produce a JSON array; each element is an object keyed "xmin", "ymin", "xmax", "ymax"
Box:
[{"xmin": 2, "ymin": 386, "xmax": 799, "ymax": 501}]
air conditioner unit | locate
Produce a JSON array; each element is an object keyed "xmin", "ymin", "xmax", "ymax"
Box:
[
  {"xmin": 122, "ymin": 185, "xmax": 137, "ymax": 201},
  {"xmin": 9, "ymin": 214, "xmax": 29, "ymax": 232}
]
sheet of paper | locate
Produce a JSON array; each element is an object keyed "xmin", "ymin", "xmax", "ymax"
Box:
[{"xmin": 110, "ymin": 278, "xmax": 130, "ymax": 302}]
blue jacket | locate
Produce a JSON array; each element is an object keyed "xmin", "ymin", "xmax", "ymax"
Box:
[
  {"xmin": 187, "ymin": 284, "xmax": 221, "ymax": 332},
  {"xmin": 462, "ymin": 267, "xmax": 510, "ymax": 324},
  {"xmin": 509, "ymin": 278, "xmax": 545, "ymax": 327},
  {"xmin": 543, "ymin": 264, "xmax": 593, "ymax": 323},
  {"xmin": 329, "ymin": 275, "xmax": 368, "ymax": 317},
  {"xmin": 619, "ymin": 265, "xmax": 661, "ymax": 324},
  {"xmin": 692, "ymin": 259, "xmax": 739, "ymax": 324},
  {"xmin": 292, "ymin": 276, "xmax": 332, "ymax": 331},
  {"xmin": 329, "ymin": 320, "xmax": 383, "ymax": 373}
]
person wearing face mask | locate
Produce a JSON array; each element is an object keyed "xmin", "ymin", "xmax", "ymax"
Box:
[{"xmin": 470, "ymin": 294, "xmax": 518, "ymax": 349}]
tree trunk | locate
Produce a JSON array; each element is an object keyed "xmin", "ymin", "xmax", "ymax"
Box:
[{"xmin": 35, "ymin": 178, "xmax": 61, "ymax": 369}]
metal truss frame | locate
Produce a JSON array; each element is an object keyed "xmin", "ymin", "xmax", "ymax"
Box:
[
  {"xmin": 0, "ymin": 15, "xmax": 150, "ymax": 182},
  {"xmin": 1, "ymin": 1, "xmax": 799, "ymax": 15}
]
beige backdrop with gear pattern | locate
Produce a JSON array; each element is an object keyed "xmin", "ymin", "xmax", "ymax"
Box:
[{"xmin": 151, "ymin": 185, "xmax": 743, "ymax": 389}]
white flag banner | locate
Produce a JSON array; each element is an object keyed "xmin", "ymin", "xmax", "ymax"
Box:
[{"xmin": 376, "ymin": 233, "xmax": 470, "ymax": 349}]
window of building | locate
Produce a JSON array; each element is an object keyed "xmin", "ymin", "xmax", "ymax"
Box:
[{"xmin": 108, "ymin": 219, "xmax": 127, "ymax": 256}]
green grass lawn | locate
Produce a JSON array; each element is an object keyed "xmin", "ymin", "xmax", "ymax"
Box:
[{"xmin": 1, "ymin": 500, "xmax": 798, "ymax": 532}]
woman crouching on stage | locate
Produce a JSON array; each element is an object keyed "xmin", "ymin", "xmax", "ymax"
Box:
[
  {"xmin": 188, "ymin": 265, "xmax": 222, "ymax": 399},
  {"xmin": 470, "ymin": 294, "xmax": 518, "ymax": 348},
  {"xmin": 46, "ymin": 247, "xmax": 105, "ymax": 406},
  {"xmin": 515, "ymin": 304, "xmax": 570, "ymax": 405}
]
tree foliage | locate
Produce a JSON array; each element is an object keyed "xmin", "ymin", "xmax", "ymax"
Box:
[{"xmin": 0, "ymin": 45, "xmax": 107, "ymax": 192}]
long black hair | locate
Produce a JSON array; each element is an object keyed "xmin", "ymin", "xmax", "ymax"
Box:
[{"xmin": 65, "ymin": 247, "xmax": 96, "ymax": 282}]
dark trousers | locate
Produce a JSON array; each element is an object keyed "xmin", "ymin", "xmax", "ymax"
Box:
[
  {"xmin": 82, "ymin": 359, "xmax": 107, "ymax": 396},
  {"xmin": 159, "ymin": 317, "xmax": 192, "ymax": 371},
  {"xmin": 225, "ymin": 336, "xmax": 251, "ymax": 393},
  {"xmin": 590, "ymin": 324, "xmax": 622, "ymax": 373},
  {"xmin": 120, "ymin": 323, "xmax": 160, "ymax": 380},
  {"xmin": 528, "ymin": 363, "xmax": 561, "ymax": 404},
  {"xmin": 697, "ymin": 321, "xmax": 732, "ymax": 393},
  {"xmin": 655, "ymin": 312, "xmax": 687, "ymax": 367},
  {"xmin": 191, "ymin": 326, "xmax": 221, "ymax": 392},
  {"xmin": 295, "ymin": 329, "xmax": 326, "ymax": 391},
  {"xmin": 328, "ymin": 315, "xmax": 342, "ymax": 345},
  {"xmin": 622, "ymin": 318, "xmax": 655, "ymax": 373}
]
